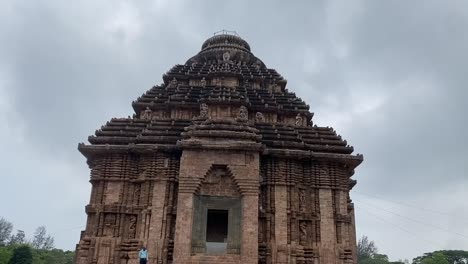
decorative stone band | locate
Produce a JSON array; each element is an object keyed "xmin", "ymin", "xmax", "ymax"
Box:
[
  {"xmin": 78, "ymin": 143, "xmax": 180, "ymax": 159},
  {"xmin": 234, "ymin": 178, "xmax": 260, "ymax": 195},
  {"xmin": 263, "ymin": 148, "xmax": 363, "ymax": 170},
  {"xmin": 178, "ymin": 140, "xmax": 263, "ymax": 152},
  {"xmin": 178, "ymin": 177, "xmax": 203, "ymax": 194},
  {"xmin": 335, "ymin": 213, "xmax": 352, "ymax": 223}
]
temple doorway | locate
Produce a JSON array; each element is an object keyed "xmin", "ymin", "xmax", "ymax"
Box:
[{"xmin": 206, "ymin": 209, "xmax": 229, "ymax": 254}]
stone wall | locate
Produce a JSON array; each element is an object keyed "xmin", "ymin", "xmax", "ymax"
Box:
[{"xmin": 75, "ymin": 152, "xmax": 180, "ymax": 264}]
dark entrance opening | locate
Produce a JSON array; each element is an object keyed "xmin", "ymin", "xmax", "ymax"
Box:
[{"xmin": 206, "ymin": 209, "xmax": 228, "ymax": 242}]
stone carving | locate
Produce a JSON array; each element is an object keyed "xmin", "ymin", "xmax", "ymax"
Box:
[
  {"xmin": 223, "ymin": 51, "xmax": 231, "ymax": 62},
  {"xmin": 141, "ymin": 107, "xmax": 152, "ymax": 120},
  {"xmin": 200, "ymin": 77, "xmax": 207, "ymax": 87},
  {"xmin": 254, "ymin": 60, "xmax": 262, "ymax": 70},
  {"xmin": 128, "ymin": 215, "xmax": 137, "ymax": 239},
  {"xmin": 299, "ymin": 221, "xmax": 308, "ymax": 243},
  {"xmin": 170, "ymin": 77, "xmax": 178, "ymax": 88},
  {"xmin": 319, "ymin": 166, "xmax": 329, "ymax": 177},
  {"xmin": 199, "ymin": 103, "xmax": 209, "ymax": 119},
  {"xmin": 237, "ymin": 105, "xmax": 248, "ymax": 121},
  {"xmin": 295, "ymin": 113, "xmax": 303, "ymax": 126},
  {"xmin": 134, "ymin": 185, "xmax": 141, "ymax": 205},
  {"xmin": 103, "ymin": 214, "xmax": 116, "ymax": 236},
  {"xmin": 255, "ymin": 112, "xmax": 265, "ymax": 123},
  {"xmin": 299, "ymin": 189, "xmax": 306, "ymax": 212}
]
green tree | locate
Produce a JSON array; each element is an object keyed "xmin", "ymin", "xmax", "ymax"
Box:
[
  {"xmin": 0, "ymin": 246, "xmax": 13, "ymax": 264},
  {"xmin": 357, "ymin": 236, "xmax": 407, "ymax": 264},
  {"xmin": 0, "ymin": 218, "xmax": 13, "ymax": 246},
  {"xmin": 32, "ymin": 249, "xmax": 74, "ymax": 264},
  {"xmin": 413, "ymin": 250, "xmax": 468, "ymax": 264},
  {"xmin": 361, "ymin": 254, "xmax": 390, "ymax": 264},
  {"xmin": 9, "ymin": 230, "xmax": 26, "ymax": 245},
  {"xmin": 358, "ymin": 235, "xmax": 378, "ymax": 261},
  {"xmin": 8, "ymin": 245, "xmax": 32, "ymax": 264},
  {"xmin": 31, "ymin": 226, "xmax": 54, "ymax": 250},
  {"xmin": 420, "ymin": 253, "xmax": 449, "ymax": 264}
]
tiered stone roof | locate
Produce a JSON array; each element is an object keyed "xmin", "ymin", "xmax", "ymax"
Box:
[{"xmin": 79, "ymin": 33, "xmax": 362, "ymax": 168}]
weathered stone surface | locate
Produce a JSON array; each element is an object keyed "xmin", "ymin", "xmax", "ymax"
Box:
[{"xmin": 75, "ymin": 32, "xmax": 363, "ymax": 264}]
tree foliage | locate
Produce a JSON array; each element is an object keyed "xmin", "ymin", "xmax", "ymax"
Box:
[
  {"xmin": 413, "ymin": 250, "xmax": 468, "ymax": 264},
  {"xmin": 0, "ymin": 245, "xmax": 74, "ymax": 264},
  {"xmin": 358, "ymin": 235, "xmax": 379, "ymax": 261},
  {"xmin": 8, "ymin": 245, "xmax": 32, "ymax": 264},
  {"xmin": 0, "ymin": 221, "xmax": 73, "ymax": 264},
  {"xmin": 358, "ymin": 236, "xmax": 408, "ymax": 264},
  {"xmin": 9, "ymin": 230, "xmax": 26, "ymax": 246},
  {"xmin": 32, "ymin": 249, "xmax": 74, "ymax": 264},
  {"xmin": 31, "ymin": 226, "xmax": 54, "ymax": 250},
  {"xmin": 0, "ymin": 219, "xmax": 13, "ymax": 246}
]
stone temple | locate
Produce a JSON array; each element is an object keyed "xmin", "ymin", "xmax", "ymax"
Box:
[{"xmin": 75, "ymin": 33, "xmax": 363, "ymax": 264}]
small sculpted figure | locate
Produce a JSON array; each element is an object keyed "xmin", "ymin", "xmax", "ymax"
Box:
[
  {"xmin": 255, "ymin": 112, "xmax": 265, "ymax": 122},
  {"xmin": 238, "ymin": 105, "xmax": 248, "ymax": 121}
]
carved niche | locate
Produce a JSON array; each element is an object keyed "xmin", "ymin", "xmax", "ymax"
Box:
[
  {"xmin": 127, "ymin": 215, "xmax": 137, "ymax": 239},
  {"xmin": 103, "ymin": 213, "xmax": 117, "ymax": 237},
  {"xmin": 140, "ymin": 107, "xmax": 152, "ymax": 120}
]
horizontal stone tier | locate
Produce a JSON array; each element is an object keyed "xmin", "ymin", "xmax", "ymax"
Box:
[
  {"xmin": 85, "ymin": 118, "xmax": 353, "ymax": 155},
  {"xmin": 163, "ymin": 63, "xmax": 283, "ymax": 82},
  {"xmin": 132, "ymin": 83, "xmax": 310, "ymax": 115},
  {"xmin": 85, "ymin": 204, "xmax": 147, "ymax": 214}
]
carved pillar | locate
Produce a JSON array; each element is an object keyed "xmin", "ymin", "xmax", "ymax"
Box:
[
  {"xmin": 348, "ymin": 197, "xmax": 358, "ymax": 264},
  {"xmin": 173, "ymin": 151, "xmax": 201, "ymax": 264},
  {"xmin": 319, "ymin": 189, "xmax": 337, "ymax": 264},
  {"xmin": 173, "ymin": 192, "xmax": 194, "ymax": 263},
  {"xmin": 273, "ymin": 184, "xmax": 288, "ymax": 264},
  {"xmin": 238, "ymin": 181, "xmax": 259, "ymax": 264},
  {"xmin": 147, "ymin": 180, "xmax": 168, "ymax": 263}
]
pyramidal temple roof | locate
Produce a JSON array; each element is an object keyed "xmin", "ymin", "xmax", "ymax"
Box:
[{"xmin": 79, "ymin": 33, "xmax": 363, "ymax": 168}]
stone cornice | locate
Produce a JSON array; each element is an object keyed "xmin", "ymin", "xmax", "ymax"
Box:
[
  {"xmin": 78, "ymin": 143, "xmax": 362, "ymax": 169},
  {"xmin": 262, "ymin": 148, "xmax": 363, "ymax": 169},
  {"xmin": 78, "ymin": 143, "xmax": 181, "ymax": 158}
]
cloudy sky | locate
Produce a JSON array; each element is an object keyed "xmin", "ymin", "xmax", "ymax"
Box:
[{"xmin": 1, "ymin": 0, "xmax": 467, "ymax": 261}]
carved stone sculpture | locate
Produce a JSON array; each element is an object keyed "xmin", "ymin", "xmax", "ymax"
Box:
[
  {"xmin": 223, "ymin": 51, "xmax": 231, "ymax": 62},
  {"xmin": 128, "ymin": 215, "xmax": 137, "ymax": 239},
  {"xmin": 170, "ymin": 77, "xmax": 178, "ymax": 88},
  {"xmin": 299, "ymin": 221, "xmax": 308, "ymax": 243},
  {"xmin": 299, "ymin": 189, "xmax": 306, "ymax": 212},
  {"xmin": 199, "ymin": 103, "xmax": 209, "ymax": 119},
  {"xmin": 255, "ymin": 112, "xmax": 265, "ymax": 123},
  {"xmin": 295, "ymin": 113, "xmax": 303, "ymax": 126},
  {"xmin": 237, "ymin": 105, "xmax": 248, "ymax": 121},
  {"xmin": 141, "ymin": 107, "xmax": 152, "ymax": 120}
]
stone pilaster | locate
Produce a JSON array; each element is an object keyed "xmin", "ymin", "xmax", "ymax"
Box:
[
  {"xmin": 173, "ymin": 191, "xmax": 195, "ymax": 264},
  {"xmin": 240, "ymin": 188, "xmax": 259, "ymax": 264},
  {"xmin": 319, "ymin": 189, "xmax": 337, "ymax": 264},
  {"xmin": 147, "ymin": 180, "xmax": 168, "ymax": 263},
  {"xmin": 274, "ymin": 185, "xmax": 288, "ymax": 264}
]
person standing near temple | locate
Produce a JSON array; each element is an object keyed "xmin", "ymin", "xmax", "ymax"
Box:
[{"xmin": 138, "ymin": 246, "xmax": 149, "ymax": 264}]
